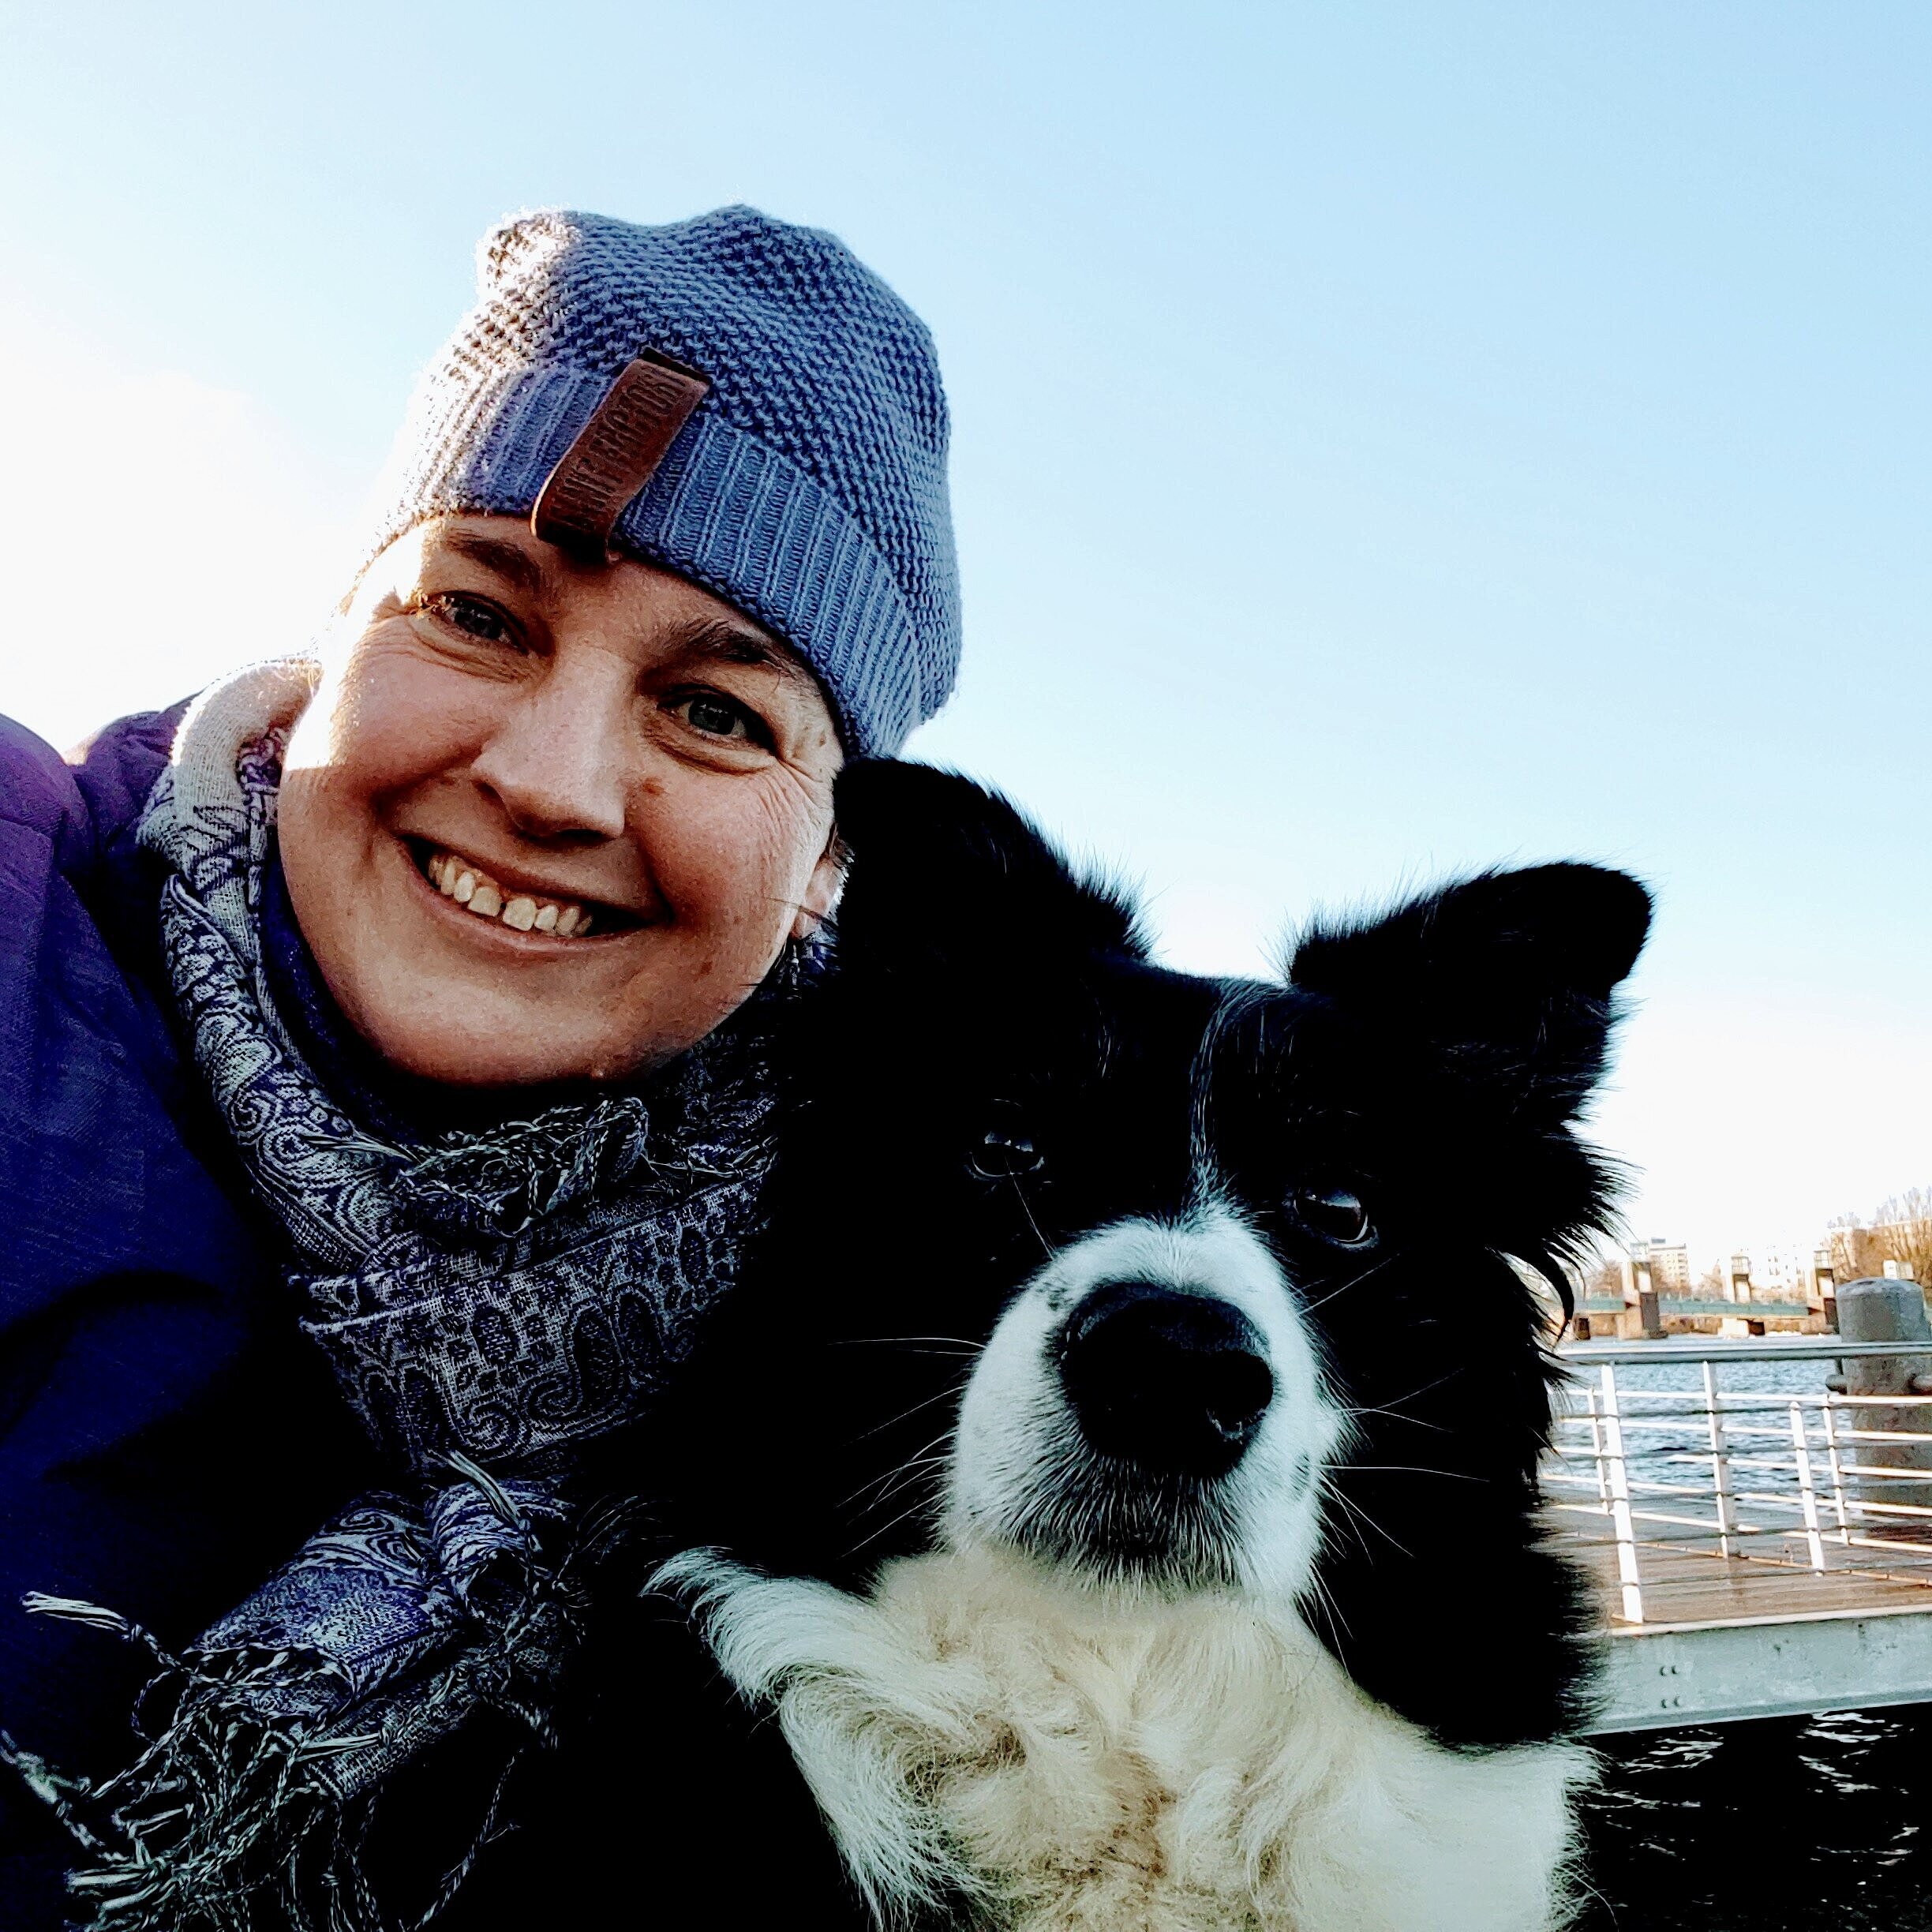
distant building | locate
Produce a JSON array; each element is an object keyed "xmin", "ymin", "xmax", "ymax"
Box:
[
  {"xmin": 1754, "ymin": 1244, "xmax": 1808, "ymax": 1297},
  {"xmin": 1633, "ymin": 1239, "xmax": 1692, "ymax": 1294}
]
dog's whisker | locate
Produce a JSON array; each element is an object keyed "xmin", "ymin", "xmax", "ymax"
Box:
[
  {"xmin": 1317, "ymin": 1473, "xmax": 1415, "ymax": 1563},
  {"xmin": 1391, "ymin": 1368, "xmax": 1468, "ymax": 1406},
  {"xmin": 848, "ymin": 1380, "xmax": 970, "ymax": 1447},
  {"xmin": 866, "ymin": 1432, "xmax": 957, "ymax": 1492},
  {"xmin": 1336, "ymin": 1402, "xmax": 1453, "ymax": 1434},
  {"xmin": 832, "ymin": 1336, "xmax": 987, "ymax": 1354},
  {"xmin": 1007, "ymin": 1176, "xmax": 1058, "ymax": 1264},
  {"xmin": 1298, "ymin": 1555, "xmax": 1357, "ymax": 1644},
  {"xmin": 863, "ymin": 1452, "xmax": 955, "ymax": 1515},
  {"xmin": 842, "ymin": 1488, "xmax": 947, "ymax": 1561},
  {"xmin": 1327, "ymin": 1462, "xmax": 1486, "ymax": 1484},
  {"xmin": 837, "ymin": 1429, "xmax": 959, "ymax": 1513},
  {"xmin": 1297, "ymin": 1252, "xmax": 1398, "ymax": 1316}
]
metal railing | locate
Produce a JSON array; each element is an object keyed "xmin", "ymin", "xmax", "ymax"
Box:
[{"xmin": 1544, "ymin": 1339, "xmax": 1932, "ymax": 1625}]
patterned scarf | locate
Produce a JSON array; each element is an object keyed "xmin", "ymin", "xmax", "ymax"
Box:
[{"xmin": 8, "ymin": 661, "xmax": 792, "ymax": 1928}]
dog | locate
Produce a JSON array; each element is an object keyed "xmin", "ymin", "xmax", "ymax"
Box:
[{"xmin": 614, "ymin": 762, "xmax": 1646, "ymax": 1931}]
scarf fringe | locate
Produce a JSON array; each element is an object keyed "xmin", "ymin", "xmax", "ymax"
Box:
[
  {"xmin": 3, "ymin": 1482, "xmax": 645, "ymax": 1929},
  {"xmin": 5, "ymin": 1613, "xmax": 361, "ymax": 1932}
]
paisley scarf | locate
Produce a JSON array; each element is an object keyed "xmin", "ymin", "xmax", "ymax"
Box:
[{"xmin": 8, "ymin": 661, "xmax": 797, "ymax": 1928}]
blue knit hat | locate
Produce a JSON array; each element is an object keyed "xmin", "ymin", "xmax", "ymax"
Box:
[{"xmin": 363, "ymin": 207, "xmax": 960, "ymax": 758}]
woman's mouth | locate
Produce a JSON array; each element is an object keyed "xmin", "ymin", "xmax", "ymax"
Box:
[{"xmin": 413, "ymin": 842, "xmax": 629, "ymax": 938}]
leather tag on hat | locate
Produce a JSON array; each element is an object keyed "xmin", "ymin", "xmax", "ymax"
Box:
[{"xmin": 531, "ymin": 352, "xmax": 710, "ymax": 556}]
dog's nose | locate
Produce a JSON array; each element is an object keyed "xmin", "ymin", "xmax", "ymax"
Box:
[{"xmin": 1058, "ymin": 1282, "xmax": 1275, "ymax": 1479}]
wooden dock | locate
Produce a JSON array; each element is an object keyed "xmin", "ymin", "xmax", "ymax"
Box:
[
  {"xmin": 1541, "ymin": 1329, "xmax": 1932, "ymax": 1729},
  {"xmin": 1552, "ymin": 1518, "xmax": 1932, "ymax": 1730},
  {"xmin": 1559, "ymin": 1519, "xmax": 1932, "ymax": 1623}
]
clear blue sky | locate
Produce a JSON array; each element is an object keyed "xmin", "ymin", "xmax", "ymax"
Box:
[{"xmin": 1, "ymin": 0, "xmax": 1926, "ymax": 1267}]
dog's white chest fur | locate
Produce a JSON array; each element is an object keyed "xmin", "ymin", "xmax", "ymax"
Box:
[{"xmin": 675, "ymin": 1545, "xmax": 1588, "ymax": 1931}]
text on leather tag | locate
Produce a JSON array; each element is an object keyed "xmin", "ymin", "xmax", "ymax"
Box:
[{"xmin": 530, "ymin": 353, "xmax": 711, "ymax": 556}]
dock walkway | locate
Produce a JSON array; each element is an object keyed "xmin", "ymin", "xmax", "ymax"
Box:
[
  {"xmin": 1546, "ymin": 1337, "xmax": 1932, "ymax": 1731},
  {"xmin": 1556, "ymin": 1518, "xmax": 1932, "ymax": 1730}
]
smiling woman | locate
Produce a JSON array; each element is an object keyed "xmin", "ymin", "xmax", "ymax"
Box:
[
  {"xmin": 0, "ymin": 206, "xmax": 957, "ymax": 1926},
  {"xmin": 281, "ymin": 514, "xmax": 846, "ymax": 1087}
]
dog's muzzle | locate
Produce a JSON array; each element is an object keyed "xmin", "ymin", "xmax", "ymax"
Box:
[{"xmin": 1058, "ymin": 1282, "xmax": 1275, "ymax": 1481}]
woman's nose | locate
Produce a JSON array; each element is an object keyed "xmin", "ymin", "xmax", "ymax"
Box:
[{"xmin": 467, "ymin": 659, "xmax": 632, "ymax": 844}]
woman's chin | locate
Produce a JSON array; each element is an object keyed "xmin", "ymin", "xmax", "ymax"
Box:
[
  {"xmin": 337, "ymin": 976, "xmax": 725, "ymax": 1091},
  {"xmin": 349, "ymin": 1011, "xmax": 642, "ymax": 1089}
]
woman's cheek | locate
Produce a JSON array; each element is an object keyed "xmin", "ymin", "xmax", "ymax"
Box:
[
  {"xmin": 643, "ymin": 778, "xmax": 808, "ymax": 938},
  {"xmin": 342, "ymin": 657, "xmax": 500, "ymax": 789}
]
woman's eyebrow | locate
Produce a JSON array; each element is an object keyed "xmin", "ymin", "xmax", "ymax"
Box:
[
  {"xmin": 440, "ymin": 528, "xmax": 545, "ymax": 592},
  {"xmin": 672, "ymin": 620, "xmax": 818, "ymax": 691}
]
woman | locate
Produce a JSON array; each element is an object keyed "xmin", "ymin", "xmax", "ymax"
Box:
[{"xmin": 0, "ymin": 205, "xmax": 958, "ymax": 1925}]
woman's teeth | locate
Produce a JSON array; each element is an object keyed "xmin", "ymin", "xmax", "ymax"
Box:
[{"xmin": 423, "ymin": 850, "xmax": 596, "ymax": 937}]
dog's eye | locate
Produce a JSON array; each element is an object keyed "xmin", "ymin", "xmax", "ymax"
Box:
[
  {"xmin": 1292, "ymin": 1186, "xmax": 1374, "ymax": 1247},
  {"xmin": 970, "ymin": 1127, "xmax": 1045, "ymax": 1181}
]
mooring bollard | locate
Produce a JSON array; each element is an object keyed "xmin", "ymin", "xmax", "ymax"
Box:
[{"xmin": 1828, "ymin": 1277, "xmax": 1932, "ymax": 1531}]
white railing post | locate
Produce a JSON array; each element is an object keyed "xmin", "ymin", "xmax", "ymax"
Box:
[
  {"xmin": 1586, "ymin": 1387, "xmax": 1610, "ymax": 1508},
  {"xmin": 1702, "ymin": 1358, "xmax": 1735, "ymax": 1559},
  {"xmin": 1790, "ymin": 1399, "xmax": 1827, "ymax": 1573},
  {"xmin": 1599, "ymin": 1363, "xmax": 1645, "ymax": 1622},
  {"xmin": 1820, "ymin": 1395, "xmax": 1852, "ymax": 1544}
]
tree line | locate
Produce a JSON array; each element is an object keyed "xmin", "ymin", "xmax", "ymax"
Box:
[{"xmin": 1830, "ymin": 1186, "xmax": 1932, "ymax": 1289}]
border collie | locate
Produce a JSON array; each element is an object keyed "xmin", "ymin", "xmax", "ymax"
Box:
[{"xmin": 643, "ymin": 762, "xmax": 1650, "ymax": 1932}]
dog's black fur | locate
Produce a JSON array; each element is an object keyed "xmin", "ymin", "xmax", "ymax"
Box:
[
  {"xmin": 1205, "ymin": 859, "xmax": 1648, "ymax": 1746},
  {"xmin": 433, "ymin": 761, "xmax": 1648, "ymax": 1926}
]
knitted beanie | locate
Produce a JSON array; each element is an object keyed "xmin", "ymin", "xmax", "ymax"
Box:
[{"xmin": 362, "ymin": 207, "xmax": 960, "ymax": 758}]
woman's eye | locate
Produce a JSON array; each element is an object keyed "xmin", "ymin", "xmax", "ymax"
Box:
[
  {"xmin": 970, "ymin": 1127, "xmax": 1045, "ymax": 1181},
  {"xmin": 427, "ymin": 592, "xmax": 516, "ymax": 645},
  {"xmin": 675, "ymin": 693, "xmax": 762, "ymax": 743},
  {"xmin": 1292, "ymin": 1186, "xmax": 1375, "ymax": 1248}
]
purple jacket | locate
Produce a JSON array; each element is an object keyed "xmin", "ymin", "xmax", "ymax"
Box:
[{"xmin": 0, "ymin": 707, "xmax": 376, "ymax": 1923}]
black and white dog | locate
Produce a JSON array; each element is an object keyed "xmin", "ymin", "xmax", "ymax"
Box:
[{"xmin": 634, "ymin": 762, "xmax": 1649, "ymax": 1932}]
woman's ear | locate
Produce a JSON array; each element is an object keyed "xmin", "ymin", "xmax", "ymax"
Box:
[{"xmin": 789, "ymin": 830, "xmax": 847, "ymax": 941}]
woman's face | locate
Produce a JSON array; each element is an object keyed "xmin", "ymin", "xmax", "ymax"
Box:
[{"xmin": 278, "ymin": 514, "xmax": 845, "ymax": 1087}]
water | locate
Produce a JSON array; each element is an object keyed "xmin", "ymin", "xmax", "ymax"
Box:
[
  {"xmin": 1579, "ymin": 1709, "xmax": 1932, "ymax": 1929},
  {"xmin": 1559, "ymin": 1351, "xmax": 1848, "ymax": 1496},
  {"xmin": 1567, "ymin": 1350, "xmax": 1932, "ymax": 1928}
]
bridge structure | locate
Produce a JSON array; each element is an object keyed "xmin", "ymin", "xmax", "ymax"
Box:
[
  {"xmin": 1571, "ymin": 1295, "xmax": 1818, "ymax": 1339},
  {"xmin": 1544, "ymin": 1326, "xmax": 1932, "ymax": 1732}
]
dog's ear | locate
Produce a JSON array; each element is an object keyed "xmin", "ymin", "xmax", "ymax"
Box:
[
  {"xmin": 1286, "ymin": 863, "xmax": 1651, "ymax": 1125},
  {"xmin": 830, "ymin": 759, "xmax": 1148, "ymax": 968}
]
